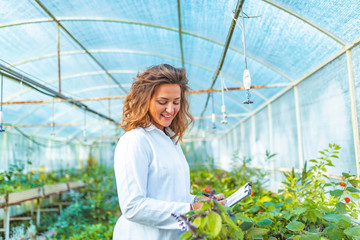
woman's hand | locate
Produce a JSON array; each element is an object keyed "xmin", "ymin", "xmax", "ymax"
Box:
[{"xmin": 190, "ymin": 193, "xmax": 227, "ymax": 210}]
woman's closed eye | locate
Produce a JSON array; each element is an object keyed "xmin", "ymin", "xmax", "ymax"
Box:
[{"xmin": 158, "ymin": 101, "xmax": 180, "ymax": 105}]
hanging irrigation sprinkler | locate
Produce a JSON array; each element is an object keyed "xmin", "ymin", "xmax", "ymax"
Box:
[
  {"xmin": 241, "ymin": 9, "xmax": 253, "ymax": 104},
  {"xmin": 233, "ymin": 9, "xmax": 254, "ymax": 104},
  {"xmin": 219, "ymin": 72, "xmax": 228, "ymax": 124},
  {"xmin": 0, "ymin": 74, "xmax": 5, "ymax": 132}
]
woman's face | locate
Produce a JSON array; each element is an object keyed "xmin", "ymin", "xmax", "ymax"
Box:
[{"xmin": 149, "ymin": 83, "xmax": 181, "ymax": 130}]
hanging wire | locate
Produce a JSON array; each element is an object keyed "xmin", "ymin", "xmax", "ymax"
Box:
[
  {"xmin": 232, "ymin": 10, "xmax": 254, "ymax": 104},
  {"xmin": 241, "ymin": 9, "xmax": 253, "ymax": 104},
  {"xmin": 241, "ymin": 9, "xmax": 248, "ymax": 70},
  {"xmin": 0, "ymin": 74, "xmax": 5, "ymax": 132},
  {"xmin": 219, "ymin": 72, "xmax": 228, "ymax": 124}
]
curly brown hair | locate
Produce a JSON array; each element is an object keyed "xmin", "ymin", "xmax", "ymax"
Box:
[{"xmin": 121, "ymin": 64, "xmax": 194, "ymax": 142}]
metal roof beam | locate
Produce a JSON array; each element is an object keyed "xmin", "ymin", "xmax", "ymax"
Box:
[
  {"xmin": 0, "ymin": 63, "xmax": 119, "ymax": 125},
  {"xmin": 34, "ymin": 0, "xmax": 127, "ymax": 94},
  {"xmin": 0, "ymin": 18, "xmax": 293, "ymax": 82},
  {"xmin": 177, "ymin": 0, "xmax": 185, "ymax": 68},
  {"xmin": 199, "ymin": 0, "xmax": 245, "ymax": 122},
  {"xmin": 3, "ymin": 83, "xmax": 289, "ymax": 105}
]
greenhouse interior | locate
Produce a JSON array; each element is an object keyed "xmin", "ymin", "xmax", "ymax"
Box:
[{"xmin": 1, "ymin": 0, "xmax": 360, "ymax": 239}]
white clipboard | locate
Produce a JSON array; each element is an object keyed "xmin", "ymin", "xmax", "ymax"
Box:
[{"xmin": 225, "ymin": 182, "xmax": 252, "ymax": 207}]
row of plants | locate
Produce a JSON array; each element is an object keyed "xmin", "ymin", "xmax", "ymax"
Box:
[
  {"xmin": 3, "ymin": 144, "xmax": 359, "ymax": 239},
  {"xmin": 181, "ymin": 144, "xmax": 360, "ymax": 239},
  {"xmin": 0, "ymin": 160, "xmax": 84, "ymax": 196},
  {"xmin": 1, "ymin": 157, "xmax": 119, "ymax": 240}
]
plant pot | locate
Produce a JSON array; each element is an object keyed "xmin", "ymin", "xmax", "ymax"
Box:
[
  {"xmin": 7, "ymin": 187, "xmax": 43, "ymax": 206},
  {"xmin": 43, "ymin": 183, "xmax": 68, "ymax": 197}
]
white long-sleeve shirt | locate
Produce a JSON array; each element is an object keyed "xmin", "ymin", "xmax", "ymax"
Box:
[{"xmin": 113, "ymin": 124, "xmax": 195, "ymax": 240}]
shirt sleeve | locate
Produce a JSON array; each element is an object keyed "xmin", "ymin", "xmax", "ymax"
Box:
[
  {"xmin": 114, "ymin": 130, "xmax": 191, "ymax": 230},
  {"xmin": 189, "ymin": 194, "xmax": 196, "ymax": 203}
]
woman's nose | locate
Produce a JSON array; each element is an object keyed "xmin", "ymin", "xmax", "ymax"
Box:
[{"xmin": 166, "ymin": 104, "xmax": 175, "ymax": 114}]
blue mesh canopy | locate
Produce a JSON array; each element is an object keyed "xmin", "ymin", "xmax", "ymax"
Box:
[{"xmin": 0, "ymin": 0, "xmax": 359, "ymax": 144}]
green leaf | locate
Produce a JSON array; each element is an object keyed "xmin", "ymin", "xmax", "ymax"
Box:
[
  {"xmin": 179, "ymin": 231, "xmax": 192, "ymax": 240},
  {"xmin": 263, "ymin": 201, "xmax": 274, "ymax": 206},
  {"xmin": 221, "ymin": 212, "xmax": 238, "ymax": 230},
  {"xmin": 322, "ymin": 214, "xmax": 352, "ymax": 225},
  {"xmin": 338, "ymin": 219, "xmax": 351, "ymax": 229},
  {"xmin": 294, "ymin": 207, "xmax": 307, "ymax": 215},
  {"xmin": 349, "ymin": 179, "xmax": 359, "ymax": 186},
  {"xmin": 350, "ymin": 193, "xmax": 360, "ymax": 198},
  {"xmin": 269, "ymin": 237, "xmax": 277, "ymax": 240},
  {"xmin": 275, "ymin": 202, "xmax": 284, "ymax": 208},
  {"xmin": 257, "ymin": 218, "xmax": 273, "ymax": 226},
  {"xmin": 300, "ymin": 233, "xmax": 321, "ymax": 240},
  {"xmin": 344, "ymin": 227, "xmax": 360, "ymax": 237},
  {"xmin": 246, "ymin": 227, "xmax": 269, "ymax": 239},
  {"xmin": 325, "ymin": 228, "xmax": 345, "ymax": 240},
  {"xmin": 335, "ymin": 202, "xmax": 346, "ymax": 214},
  {"xmin": 329, "ymin": 189, "xmax": 343, "ymax": 197},
  {"xmin": 287, "ymin": 221, "xmax": 305, "ymax": 231},
  {"xmin": 207, "ymin": 211, "xmax": 222, "ymax": 237},
  {"xmin": 342, "ymin": 172, "xmax": 351, "ymax": 178},
  {"xmin": 239, "ymin": 221, "xmax": 253, "ymax": 231},
  {"xmin": 346, "ymin": 186, "xmax": 360, "ymax": 192},
  {"xmin": 309, "ymin": 159, "xmax": 318, "ymax": 163},
  {"xmin": 249, "ymin": 205, "xmax": 260, "ymax": 212}
]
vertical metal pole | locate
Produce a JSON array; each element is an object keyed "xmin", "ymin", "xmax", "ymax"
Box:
[
  {"xmin": 36, "ymin": 199, "xmax": 40, "ymax": 225},
  {"xmin": 294, "ymin": 86, "xmax": 304, "ymax": 169},
  {"xmin": 251, "ymin": 116, "xmax": 256, "ymax": 164},
  {"xmin": 30, "ymin": 200, "xmax": 34, "ymax": 217},
  {"xmin": 268, "ymin": 103, "xmax": 275, "ymax": 188},
  {"xmin": 4, "ymin": 207, "xmax": 10, "ymax": 240},
  {"xmin": 241, "ymin": 122, "xmax": 245, "ymax": 156},
  {"xmin": 108, "ymin": 75, "xmax": 111, "ymax": 118},
  {"xmin": 346, "ymin": 50, "xmax": 360, "ymax": 177},
  {"xmin": 59, "ymin": 193, "xmax": 63, "ymax": 214},
  {"xmin": 4, "ymin": 133, "xmax": 8, "ymax": 172},
  {"xmin": 57, "ymin": 23, "xmax": 61, "ymax": 94}
]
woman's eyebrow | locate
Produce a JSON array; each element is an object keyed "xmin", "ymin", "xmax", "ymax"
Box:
[{"xmin": 158, "ymin": 97, "xmax": 181, "ymax": 100}]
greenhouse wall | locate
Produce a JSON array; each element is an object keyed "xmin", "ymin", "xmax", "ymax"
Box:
[
  {"xmin": 0, "ymin": 132, "xmax": 115, "ymax": 173},
  {"xmin": 208, "ymin": 47, "xmax": 360, "ymax": 191}
]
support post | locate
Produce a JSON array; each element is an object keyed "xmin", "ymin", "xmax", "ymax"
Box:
[
  {"xmin": 268, "ymin": 103, "xmax": 275, "ymax": 189},
  {"xmin": 36, "ymin": 199, "xmax": 40, "ymax": 226},
  {"xmin": 251, "ymin": 116, "xmax": 256, "ymax": 164},
  {"xmin": 57, "ymin": 22, "xmax": 61, "ymax": 94},
  {"xmin": 294, "ymin": 86, "xmax": 304, "ymax": 169},
  {"xmin": 346, "ymin": 50, "xmax": 360, "ymax": 177},
  {"xmin": 4, "ymin": 207, "xmax": 10, "ymax": 240}
]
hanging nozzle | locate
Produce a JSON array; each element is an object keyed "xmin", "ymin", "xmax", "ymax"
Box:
[
  {"xmin": 220, "ymin": 105, "xmax": 228, "ymax": 124},
  {"xmin": 0, "ymin": 111, "xmax": 5, "ymax": 132},
  {"xmin": 211, "ymin": 113, "xmax": 216, "ymax": 129},
  {"xmin": 243, "ymin": 69, "xmax": 251, "ymax": 90},
  {"xmin": 243, "ymin": 69, "xmax": 253, "ymax": 104}
]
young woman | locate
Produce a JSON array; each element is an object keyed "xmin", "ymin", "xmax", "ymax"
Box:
[{"xmin": 113, "ymin": 64, "xmax": 226, "ymax": 239}]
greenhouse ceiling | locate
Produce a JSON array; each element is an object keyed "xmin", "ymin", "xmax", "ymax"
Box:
[{"xmin": 0, "ymin": 0, "xmax": 359, "ymax": 143}]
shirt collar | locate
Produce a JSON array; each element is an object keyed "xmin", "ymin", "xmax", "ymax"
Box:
[
  {"xmin": 144, "ymin": 123, "xmax": 177, "ymax": 143},
  {"xmin": 144, "ymin": 123, "xmax": 158, "ymax": 132}
]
